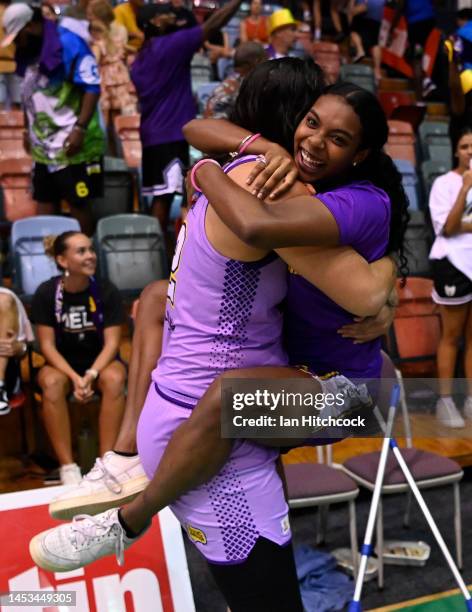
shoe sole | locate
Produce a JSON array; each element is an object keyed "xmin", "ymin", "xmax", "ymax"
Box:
[
  {"xmin": 49, "ymin": 475, "xmax": 149, "ymax": 520},
  {"xmin": 30, "ymin": 530, "xmax": 73, "ymax": 573}
]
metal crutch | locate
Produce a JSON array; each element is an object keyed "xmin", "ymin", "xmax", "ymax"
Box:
[{"xmin": 348, "ymin": 385, "xmax": 472, "ymax": 612}]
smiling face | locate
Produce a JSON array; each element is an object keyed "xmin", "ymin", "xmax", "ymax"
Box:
[
  {"xmin": 293, "ymin": 94, "xmax": 368, "ymax": 184},
  {"xmin": 57, "ymin": 234, "xmax": 97, "ymax": 278},
  {"xmin": 456, "ymin": 133, "xmax": 472, "ymax": 172}
]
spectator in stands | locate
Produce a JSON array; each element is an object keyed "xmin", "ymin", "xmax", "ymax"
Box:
[
  {"xmin": 130, "ymin": 0, "xmax": 245, "ymax": 252},
  {"xmin": 240, "ymin": 0, "xmax": 269, "ymax": 44},
  {"xmin": 313, "ymin": 0, "xmax": 321, "ymax": 40},
  {"xmin": 348, "ymin": 0, "xmax": 384, "ymax": 81},
  {"xmin": 0, "ymin": 0, "xmax": 22, "ymax": 110},
  {"xmin": 113, "ymin": 0, "xmax": 144, "ymax": 52},
  {"xmin": 204, "ymin": 42, "xmax": 266, "ymax": 119},
  {"xmin": 429, "ymin": 125, "xmax": 472, "ymax": 428},
  {"xmin": 31, "ymin": 232, "xmax": 126, "ymax": 485},
  {"xmin": 0, "ymin": 288, "xmax": 32, "ymax": 416},
  {"xmin": 266, "ymin": 8, "xmax": 297, "ymax": 59},
  {"xmin": 448, "ymin": 10, "xmax": 472, "ymax": 150},
  {"xmin": 171, "ymin": 0, "xmax": 197, "ymax": 30},
  {"xmin": 88, "ymin": 0, "xmax": 136, "ymax": 128},
  {"xmin": 330, "ymin": 0, "xmax": 346, "ymax": 42},
  {"xmin": 203, "ymin": 12, "xmax": 233, "ymax": 81},
  {"xmin": 389, "ymin": 0, "xmax": 437, "ymax": 98},
  {"xmin": 1, "ymin": 3, "xmax": 105, "ymax": 236}
]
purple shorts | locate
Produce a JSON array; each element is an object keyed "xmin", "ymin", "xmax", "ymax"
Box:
[{"xmin": 136, "ymin": 383, "xmax": 292, "ymax": 564}]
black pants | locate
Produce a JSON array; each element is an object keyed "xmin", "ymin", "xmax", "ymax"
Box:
[{"xmin": 207, "ymin": 537, "xmax": 304, "ymax": 612}]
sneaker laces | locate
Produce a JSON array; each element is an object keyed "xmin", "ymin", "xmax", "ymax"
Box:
[
  {"xmin": 71, "ymin": 512, "xmax": 125, "ymax": 565},
  {"xmin": 83, "ymin": 456, "xmax": 123, "ymax": 494}
]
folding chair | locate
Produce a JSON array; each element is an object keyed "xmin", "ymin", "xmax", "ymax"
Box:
[
  {"xmin": 284, "ymin": 445, "xmax": 360, "ymax": 576},
  {"xmin": 94, "ymin": 214, "xmax": 167, "ymax": 299},
  {"xmin": 0, "ymin": 158, "xmax": 37, "ymax": 221},
  {"xmin": 343, "ymin": 352, "xmax": 464, "ymax": 590},
  {"xmin": 10, "ymin": 215, "xmax": 81, "ymax": 299}
]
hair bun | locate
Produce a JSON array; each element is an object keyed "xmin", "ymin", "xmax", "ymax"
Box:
[{"xmin": 43, "ymin": 235, "xmax": 57, "ymax": 258}]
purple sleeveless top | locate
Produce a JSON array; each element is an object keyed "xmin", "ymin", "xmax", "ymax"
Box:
[
  {"xmin": 153, "ymin": 156, "xmax": 288, "ymax": 404},
  {"xmin": 285, "ymin": 181, "xmax": 391, "ymax": 379}
]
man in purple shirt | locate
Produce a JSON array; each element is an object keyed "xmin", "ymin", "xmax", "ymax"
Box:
[{"xmin": 131, "ymin": 0, "xmax": 244, "ymax": 251}]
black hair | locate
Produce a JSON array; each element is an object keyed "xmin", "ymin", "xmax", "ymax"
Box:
[
  {"xmin": 44, "ymin": 231, "xmax": 82, "ymax": 270},
  {"xmin": 229, "ymin": 57, "xmax": 325, "ymax": 153},
  {"xmin": 457, "ymin": 8, "xmax": 472, "ymax": 22},
  {"xmin": 452, "ymin": 124, "xmax": 472, "ymax": 166},
  {"xmin": 323, "ymin": 82, "xmax": 410, "ymax": 280}
]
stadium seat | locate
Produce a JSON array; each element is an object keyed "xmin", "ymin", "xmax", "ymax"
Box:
[
  {"xmin": 421, "ymin": 159, "xmax": 451, "ymax": 198},
  {"xmin": 378, "ymin": 77, "xmax": 411, "ymax": 91},
  {"xmin": 196, "ymin": 81, "xmax": 221, "ymax": 114},
  {"xmin": 394, "ymin": 159, "xmax": 420, "ymax": 211},
  {"xmin": 340, "ymin": 63, "xmax": 374, "ymax": 79},
  {"xmin": 426, "ymin": 102, "xmax": 449, "ymax": 119},
  {"xmin": 11, "ymin": 215, "xmax": 81, "ymax": 298},
  {"xmin": 386, "ymin": 120, "xmax": 416, "ymax": 166},
  {"xmin": 427, "ymin": 144, "xmax": 452, "ymax": 165},
  {"xmin": 94, "ymin": 214, "xmax": 167, "ymax": 298},
  {"xmin": 0, "ymin": 110, "xmax": 24, "ymax": 139},
  {"xmin": 311, "ymin": 42, "xmax": 341, "ymax": 83},
  {"xmin": 89, "ymin": 157, "xmax": 134, "ymax": 222},
  {"xmin": 378, "ymin": 91, "xmax": 416, "ymax": 118},
  {"xmin": 191, "ymin": 53, "xmax": 213, "ymax": 94},
  {"xmin": 0, "ymin": 158, "xmax": 37, "ymax": 222},
  {"xmin": 419, "ymin": 121, "xmax": 450, "ymax": 159},
  {"xmin": 0, "ymin": 139, "xmax": 30, "ymax": 160},
  {"xmin": 402, "ymin": 210, "xmax": 434, "ymax": 278},
  {"xmin": 388, "ymin": 277, "xmax": 440, "ymax": 375}
]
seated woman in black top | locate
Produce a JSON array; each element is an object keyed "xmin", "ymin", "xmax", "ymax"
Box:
[{"xmin": 32, "ymin": 231, "xmax": 126, "ymax": 485}]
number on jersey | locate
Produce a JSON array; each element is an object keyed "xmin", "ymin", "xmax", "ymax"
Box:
[{"xmin": 167, "ymin": 222, "xmax": 187, "ymax": 306}]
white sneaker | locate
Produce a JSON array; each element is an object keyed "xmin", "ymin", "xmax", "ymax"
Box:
[
  {"xmin": 50, "ymin": 452, "xmax": 149, "ymax": 520},
  {"xmin": 435, "ymin": 397, "xmax": 465, "ymax": 429},
  {"xmin": 463, "ymin": 397, "xmax": 472, "ymax": 421},
  {"xmin": 29, "ymin": 508, "xmax": 145, "ymax": 572},
  {"xmin": 59, "ymin": 463, "xmax": 82, "ymax": 486}
]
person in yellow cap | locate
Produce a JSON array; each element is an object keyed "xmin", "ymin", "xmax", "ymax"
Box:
[{"xmin": 266, "ymin": 8, "xmax": 297, "ymax": 59}]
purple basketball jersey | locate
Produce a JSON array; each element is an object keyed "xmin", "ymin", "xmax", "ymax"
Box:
[{"xmin": 154, "ymin": 156, "xmax": 288, "ymax": 403}]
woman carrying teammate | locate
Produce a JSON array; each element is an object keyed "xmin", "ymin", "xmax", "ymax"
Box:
[{"xmin": 31, "ymin": 62, "xmax": 408, "ymax": 612}]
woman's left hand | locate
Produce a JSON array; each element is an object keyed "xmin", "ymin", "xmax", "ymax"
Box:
[
  {"xmin": 245, "ymin": 143, "xmax": 298, "ymax": 200},
  {"xmin": 337, "ymin": 304, "xmax": 395, "ymax": 344}
]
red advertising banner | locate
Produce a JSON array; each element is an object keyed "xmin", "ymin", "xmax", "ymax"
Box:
[{"xmin": 0, "ymin": 487, "xmax": 195, "ymax": 612}]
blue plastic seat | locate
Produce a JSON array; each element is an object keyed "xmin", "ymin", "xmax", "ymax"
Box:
[{"xmin": 11, "ymin": 215, "xmax": 80, "ymax": 298}]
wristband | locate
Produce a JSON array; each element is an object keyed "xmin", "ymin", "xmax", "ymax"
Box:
[
  {"xmin": 190, "ymin": 158, "xmax": 220, "ymax": 192},
  {"xmin": 238, "ymin": 132, "xmax": 261, "ymax": 155},
  {"xmin": 85, "ymin": 368, "xmax": 99, "ymax": 380}
]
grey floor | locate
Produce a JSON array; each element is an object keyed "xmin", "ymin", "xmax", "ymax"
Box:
[{"xmin": 183, "ymin": 468, "xmax": 472, "ymax": 611}]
